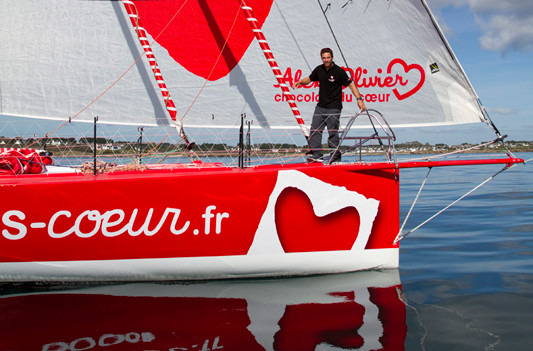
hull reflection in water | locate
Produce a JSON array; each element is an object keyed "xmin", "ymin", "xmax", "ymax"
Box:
[{"xmin": 0, "ymin": 270, "xmax": 406, "ymax": 351}]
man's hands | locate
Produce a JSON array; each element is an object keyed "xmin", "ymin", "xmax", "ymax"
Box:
[
  {"xmin": 292, "ymin": 76, "xmax": 311, "ymax": 89},
  {"xmin": 357, "ymin": 98, "xmax": 366, "ymax": 111}
]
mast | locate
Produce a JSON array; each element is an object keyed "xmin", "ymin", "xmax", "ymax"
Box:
[{"xmin": 239, "ymin": 0, "xmax": 309, "ymax": 140}]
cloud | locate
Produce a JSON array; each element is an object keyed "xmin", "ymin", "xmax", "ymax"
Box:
[
  {"xmin": 487, "ymin": 107, "xmax": 516, "ymax": 116},
  {"xmin": 467, "ymin": 0, "xmax": 533, "ymax": 17},
  {"xmin": 478, "ymin": 15, "xmax": 533, "ymax": 53},
  {"xmin": 425, "ymin": 0, "xmax": 533, "ymax": 53}
]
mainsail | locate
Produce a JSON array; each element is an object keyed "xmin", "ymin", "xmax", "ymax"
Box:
[{"xmin": 1, "ymin": 0, "xmax": 485, "ymax": 131}]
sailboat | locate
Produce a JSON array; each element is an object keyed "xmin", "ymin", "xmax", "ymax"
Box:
[{"xmin": 0, "ymin": 0, "xmax": 523, "ymax": 281}]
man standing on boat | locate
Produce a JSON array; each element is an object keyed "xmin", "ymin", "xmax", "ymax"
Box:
[{"xmin": 292, "ymin": 48, "xmax": 366, "ymax": 163}]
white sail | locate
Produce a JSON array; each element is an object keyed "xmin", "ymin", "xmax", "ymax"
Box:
[{"xmin": 0, "ymin": 0, "xmax": 484, "ymax": 130}]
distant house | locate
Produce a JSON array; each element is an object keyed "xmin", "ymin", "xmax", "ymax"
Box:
[{"xmin": 100, "ymin": 144, "xmax": 123, "ymax": 151}]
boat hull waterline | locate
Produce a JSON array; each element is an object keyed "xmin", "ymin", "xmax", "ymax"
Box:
[
  {"xmin": 0, "ymin": 157, "xmax": 522, "ymax": 281},
  {"xmin": 0, "ymin": 162, "xmax": 401, "ymax": 281}
]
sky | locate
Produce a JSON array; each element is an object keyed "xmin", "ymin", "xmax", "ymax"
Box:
[{"xmin": 402, "ymin": 0, "xmax": 533, "ymax": 144}]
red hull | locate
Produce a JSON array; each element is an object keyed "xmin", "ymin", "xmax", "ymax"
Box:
[
  {"xmin": 0, "ymin": 162, "xmax": 399, "ymax": 280},
  {"xmin": 0, "ymin": 156, "xmax": 521, "ymax": 280}
]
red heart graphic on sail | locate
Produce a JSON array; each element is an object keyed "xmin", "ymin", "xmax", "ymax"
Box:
[
  {"xmin": 275, "ymin": 187, "xmax": 360, "ymax": 253},
  {"xmin": 132, "ymin": 0, "xmax": 274, "ymax": 81},
  {"xmin": 387, "ymin": 58, "xmax": 425, "ymax": 100}
]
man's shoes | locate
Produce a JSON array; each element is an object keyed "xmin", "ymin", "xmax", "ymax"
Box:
[
  {"xmin": 306, "ymin": 155, "xmax": 324, "ymax": 163},
  {"xmin": 329, "ymin": 151, "xmax": 342, "ymax": 163}
]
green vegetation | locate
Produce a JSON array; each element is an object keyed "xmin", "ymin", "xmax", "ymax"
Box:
[{"xmin": 1, "ymin": 136, "xmax": 532, "ymax": 156}]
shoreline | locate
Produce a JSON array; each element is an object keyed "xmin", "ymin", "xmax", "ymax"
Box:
[{"xmin": 36, "ymin": 147, "xmax": 532, "ymax": 159}]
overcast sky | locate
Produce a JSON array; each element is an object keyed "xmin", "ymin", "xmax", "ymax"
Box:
[{"xmin": 406, "ymin": 0, "xmax": 533, "ymax": 143}]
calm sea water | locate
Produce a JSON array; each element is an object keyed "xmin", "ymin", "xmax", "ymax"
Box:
[
  {"xmin": 398, "ymin": 152, "xmax": 533, "ymax": 351},
  {"xmin": 0, "ymin": 153, "xmax": 531, "ymax": 350}
]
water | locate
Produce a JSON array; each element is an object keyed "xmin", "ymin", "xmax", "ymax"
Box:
[
  {"xmin": 1, "ymin": 153, "xmax": 531, "ymax": 350},
  {"xmin": 398, "ymin": 152, "xmax": 533, "ymax": 350}
]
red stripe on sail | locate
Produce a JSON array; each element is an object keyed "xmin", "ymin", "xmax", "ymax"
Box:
[
  {"xmin": 121, "ymin": 0, "xmax": 177, "ymax": 121},
  {"xmin": 239, "ymin": 0, "xmax": 309, "ymax": 138}
]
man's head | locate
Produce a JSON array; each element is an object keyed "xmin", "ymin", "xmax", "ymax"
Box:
[{"xmin": 320, "ymin": 48, "xmax": 333, "ymax": 69}]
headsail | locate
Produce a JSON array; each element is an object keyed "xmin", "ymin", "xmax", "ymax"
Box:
[{"xmin": 1, "ymin": 0, "xmax": 485, "ymax": 130}]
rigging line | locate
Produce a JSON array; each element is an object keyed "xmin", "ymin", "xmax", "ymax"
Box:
[
  {"xmin": 477, "ymin": 98, "xmax": 503, "ymax": 138},
  {"xmin": 122, "ymin": 0, "xmax": 196, "ymax": 149},
  {"xmin": 240, "ymin": 0, "xmax": 309, "ymax": 139},
  {"xmin": 124, "ymin": 0, "xmax": 200, "ymax": 159},
  {"xmin": 179, "ymin": 2, "xmax": 243, "ymax": 122},
  {"xmin": 399, "ymin": 138, "xmax": 501, "ymax": 163},
  {"xmin": 394, "ymin": 167, "xmax": 432, "ymax": 244},
  {"xmin": 30, "ymin": 0, "xmax": 190, "ymax": 149},
  {"xmin": 123, "ymin": 1, "xmax": 177, "ymax": 111},
  {"xmin": 29, "ymin": 53, "xmax": 147, "ymax": 149},
  {"xmin": 317, "ymin": 0, "xmax": 378, "ymax": 143},
  {"xmin": 317, "ymin": 0, "xmax": 349, "ymax": 73},
  {"xmin": 140, "ymin": 128, "xmax": 180, "ymax": 162},
  {"xmin": 139, "ymin": 0, "xmax": 190, "ymax": 43},
  {"xmin": 396, "ymin": 163, "xmax": 513, "ymax": 241},
  {"xmin": 357, "ymin": 110, "xmax": 383, "ymax": 150}
]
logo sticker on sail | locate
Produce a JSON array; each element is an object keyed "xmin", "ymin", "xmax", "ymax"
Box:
[{"xmin": 276, "ymin": 58, "xmax": 426, "ymax": 104}]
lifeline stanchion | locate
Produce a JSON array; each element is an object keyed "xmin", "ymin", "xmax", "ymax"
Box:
[{"xmin": 93, "ymin": 116, "xmax": 98, "ymax": 176}]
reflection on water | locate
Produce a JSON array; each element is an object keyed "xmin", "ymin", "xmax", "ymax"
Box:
[
  {"xmin": 403, "ymin": 273, "xmax": 533, "ymax": 351},
  {"xmin": 0, "ymin": 270, "xmax": 406, "ymax": 351}
]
